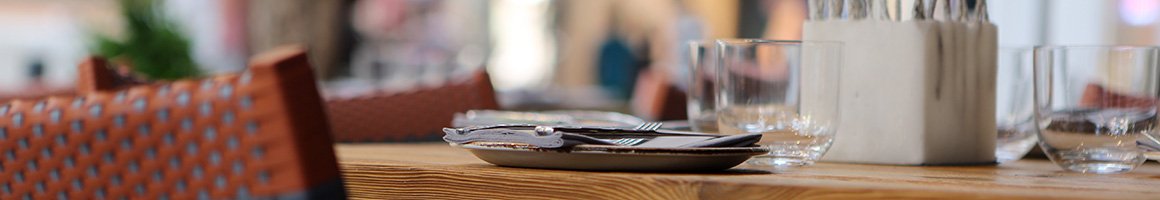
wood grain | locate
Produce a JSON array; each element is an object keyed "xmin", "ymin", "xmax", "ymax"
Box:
[{"xmin": 335, "ymin": 143, "xmax": 1160, "ymax": 199}]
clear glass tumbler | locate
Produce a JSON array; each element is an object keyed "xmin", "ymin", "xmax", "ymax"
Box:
[
  {"xmin": 996, "ymin": 47, "xmax": 1038, "ymax": 162},
  {"xmin": 1034, "ymin": 46, "xmax": 1159, "ymax": 173},
  {"xmin": 687, "ymin": 41, "xmax": 719, "ymax": 132},
  {"xmin": 716, "ymin": 39, "xmax": 842, "ymax": 167}
]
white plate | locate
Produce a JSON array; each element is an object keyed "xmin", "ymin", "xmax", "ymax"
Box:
[{"xmin": 454, "ymin": 142, "xmax": 769, "ymax": 172}]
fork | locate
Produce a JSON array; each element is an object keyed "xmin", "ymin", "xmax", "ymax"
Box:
[
  {"xmin": 611, "ymin": 138, "xmax": 647, "ymax": 146},
  {"xmin": 633, "ymin": 122, "xmax": 663, "ymax": 131}
]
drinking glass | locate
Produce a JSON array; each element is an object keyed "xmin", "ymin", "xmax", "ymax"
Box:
[
  {"xmin": 996, "ymin": 47, "xmax": 1038, "ymax": 162},
  {"xmin": 687, "ymin": 41, "xmax": 718, "ymax": 132},
  {"xmin": 716, "ymin": 39, "xmax": 842, "ymax": 167},
  {"xmin": 1034, "ymin": 46, "xmax": 1160, "ymax": 173}
]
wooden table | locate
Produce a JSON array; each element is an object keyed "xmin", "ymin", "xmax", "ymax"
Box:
[{"xmin": 335, "ymin": 143, "xmax": 1160, "ymax": 199}]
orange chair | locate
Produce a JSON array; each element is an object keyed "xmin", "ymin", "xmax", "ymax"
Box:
[
  {"xmin": 0, "ymin": 46, "xmax": 345, "ymax": 199},
  {"xmin": 325, "ymin": 71, "xmax": 499, "ymax": 142}
]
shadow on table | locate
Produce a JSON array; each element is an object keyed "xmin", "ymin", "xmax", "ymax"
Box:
[{"xmin": 465, "ymin": 163, "xmax": 774, "ymax": 175}]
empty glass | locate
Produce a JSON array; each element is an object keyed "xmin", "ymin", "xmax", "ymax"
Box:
[
  {"xmin": 996, "ymin": 47, "xmax": 1038, "ymax": 162},
  {"xmin": 716, "ymin": 39, "xmax": 842, "ymax": 167},
  {"xmin": 686, "ymin": 41, "xmax": 718, "ymax": 132},
  {"xmin": 1034, "ymin": 46, "xmax": 1160, "ymax": 173}
]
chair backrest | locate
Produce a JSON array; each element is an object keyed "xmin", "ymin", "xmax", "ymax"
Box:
[
  {"xmin": 325, "ymin": 71, "xmax": 499, "ymax": 142},
  {"xmin": 0, "ymin": 46, "xmax": 345, "ymax": 199}
]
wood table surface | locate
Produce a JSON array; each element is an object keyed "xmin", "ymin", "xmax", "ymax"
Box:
[{"xmin": 334, "ymin": 143, "xmax": 1160, "ymax": 199}]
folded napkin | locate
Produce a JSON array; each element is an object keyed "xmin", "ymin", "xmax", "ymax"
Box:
[{"xmin": 443, "ymin": 126, "xmax": 761, "ymax": 148}]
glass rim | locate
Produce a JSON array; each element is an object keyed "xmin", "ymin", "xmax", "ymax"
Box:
[
  {"xmin": 1033, "ymin": 45, "xmax": 1160, "ymax": 50},
  {"xmin": 714, "ymin": 39, "xmax": 842, "ymax": 46}
]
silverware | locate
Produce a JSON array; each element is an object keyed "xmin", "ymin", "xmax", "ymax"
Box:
[
  {"xmin": 912, "ymin": 0, "xmax": 926, "ymax": 20},
  {"xmin": 809, "ymin": 0, "xmax": 826, "ymax": 21},
  {"xmin": 847, "ymin": 0, "xmax": 868, "ymax": 20},
  {"xmin": 827, "ymin": 0, "xmax": 844, "ymax": 19},
  {"xmin": 974, "ymin": 0, "xmax": 989, "ymax": 22},
  {"xmin": 612, "ymin": 138, "xmax": 647, "ymax": 146},
  {"xmin": 633, "ymin": 122, "xmax": 663, "ymax": 131}
]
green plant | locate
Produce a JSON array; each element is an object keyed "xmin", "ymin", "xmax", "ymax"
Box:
[{"xmin": 92, "ymin": 0, "xmax": 201, "ymax": 80}]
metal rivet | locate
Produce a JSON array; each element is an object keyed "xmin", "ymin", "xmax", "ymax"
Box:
[
  {"xmin": 232, "ymin": 161, "xmax": 244, "ymax": 174},
  {"xmin": 175, "ymin": 179, "xmax": 186, "ymax": 192},
  {"xmin": 86, "ymin": 165, "xmax": 99, "ymax": 176},
  {"xmin": 50, "ymin": 109, "xmax": 61, "ymax": 123},
  {"xmin": 90, "ymin": 104, "xmax": 103, "ymax": 117},
  {"xmin": 198, "ymin": 189, "xmax": 210, "ymax": 200},
  {"xmin": 258, "ymin": 171, "xmax": 270, "ymax": 184},
  {"xmin": 240, "ymin": 71, "xmax": 253, "ymax": 84},
  {"xmin": 186, "ymin": 143, "xmax": 198, "ymax": 156},
  {"xmin": 114, "ymin": 115, "xmax": 126, "ymax": 128},
  {"xmin": 220, "ymin": 84, "xmax": 234, "ymax": 99},
  {"xmin": 163, "ymin": 133, "xmax": 175, "ymax": 145},
  {"xmin": 239, "ymin": 96, "xmax": 253, "ymax": 110},
  {"xmin": 145, "ymin": 148, "xmax": 157, "ymax": 159},
  {"xmin": 152, "ymin": 171, "xmax": 163, "ymax": 182},
  {"xmin": 158, "ymin": 109, "xmax": 170, "ymax": 122},
  {"xmin": 72, "ymin": 98, "xmax": 84, "ymax": 108},
  {"xmin": 210, "ymin": 151, "xmax": 222, "ymax": 165},
  {"xmin": 192, "ymin": 166, "xmax": 204, "ymax": 179},
  {"xmin": 32, "ymin": 101, "xmax": 45, "ymax": 112},
  {"xmin": 138, "ymin": 124, "xmax": 150, "ymax": 136},
  {"xmin": 115, "ymin": 91, "xmax": 127, "ymax": 102},
  {"xmin": 40, "ymin": 148, "xmax": 51, "ymax": 158},
  {"xmin": 32, "ymin": 125, "xmax": 42, "ymax": 137},
  {"xmin": 201, "ymin": 80, "xmax": 213, "ymax": 90},
  {"xmin": 55, "ymin": 134, "xmax": 66, "ymax": 145},
  {"xmin": 223, "ymin": 111, "xmax": 235, "ymax": 125},
  {"xmin": 246, "ymin": 121, "xmax": 258, "ymax": 134},
  {"xmin": 79, "ymin": 143, "xmax": 91, "ymax": 155},
  {"xmin": 177, "ymin": 92, "xmax": 191, "ymax": 106},
  {"xmin": 95, "ymin": 130, "xmax": 107, "ymax": 141},
  {"xmin": 13, "ymin": 113, "xmax": 23, "ymax": 126},
  {"xmin": 128, "ymin": 161, "xmax": 139, "ymax": 173},
  {"xmin": 71, "ymin": 120, "xmax": 82, "ymax": 132},
  {"xmin": 215, "ymin": 175, "xmax": 227, "ymax": 188},
  {"xmin": 133, "ymin": 98, "xmax": 147, "ymax": 112},
  {"xmin": 252, "ymin": 146, "xmax": 265, "ymax": 159},
  {"xmin": 71, "ymin": 179, "xmax": 81, "ymax": 189},
  {"xmin": 227, "ymin": 137, "xmax": 239, "ymax": 150},
  {"xmin": 181, "ymin": 118, "xmax": 193, "ymax": 131},
  {"xmin": 204, "ymin": 127, "xmax": 216, "ymax": 140},
  {"xmin": 199, "ymin": 102, "xmax": 212, "ymax": 116}
]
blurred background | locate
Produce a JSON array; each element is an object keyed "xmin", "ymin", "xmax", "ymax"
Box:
[{"xmin": 0, "ymin": 0, "xmax": 1156, "ymax": 114}]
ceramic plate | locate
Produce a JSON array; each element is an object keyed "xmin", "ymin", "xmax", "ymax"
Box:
[
  {"xmin": 453, "ymin": 110, "xmax": 646, "ymax": 128},
  {"xmin": 453, "ymin": 142, "xmax": 769, "ymax": 172}
]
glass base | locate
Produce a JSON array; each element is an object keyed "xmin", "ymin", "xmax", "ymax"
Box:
[
  {"xmin": 996, "ymin": 133, "xmax": 1038, "ymax": 163},
  {"xmin": 1046, "ymin": 147, "xmax": 1146, "ymax": 174},
  {"xmin": 745, "ymin": 142, "xmax": 832, "ymax": 168}
]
